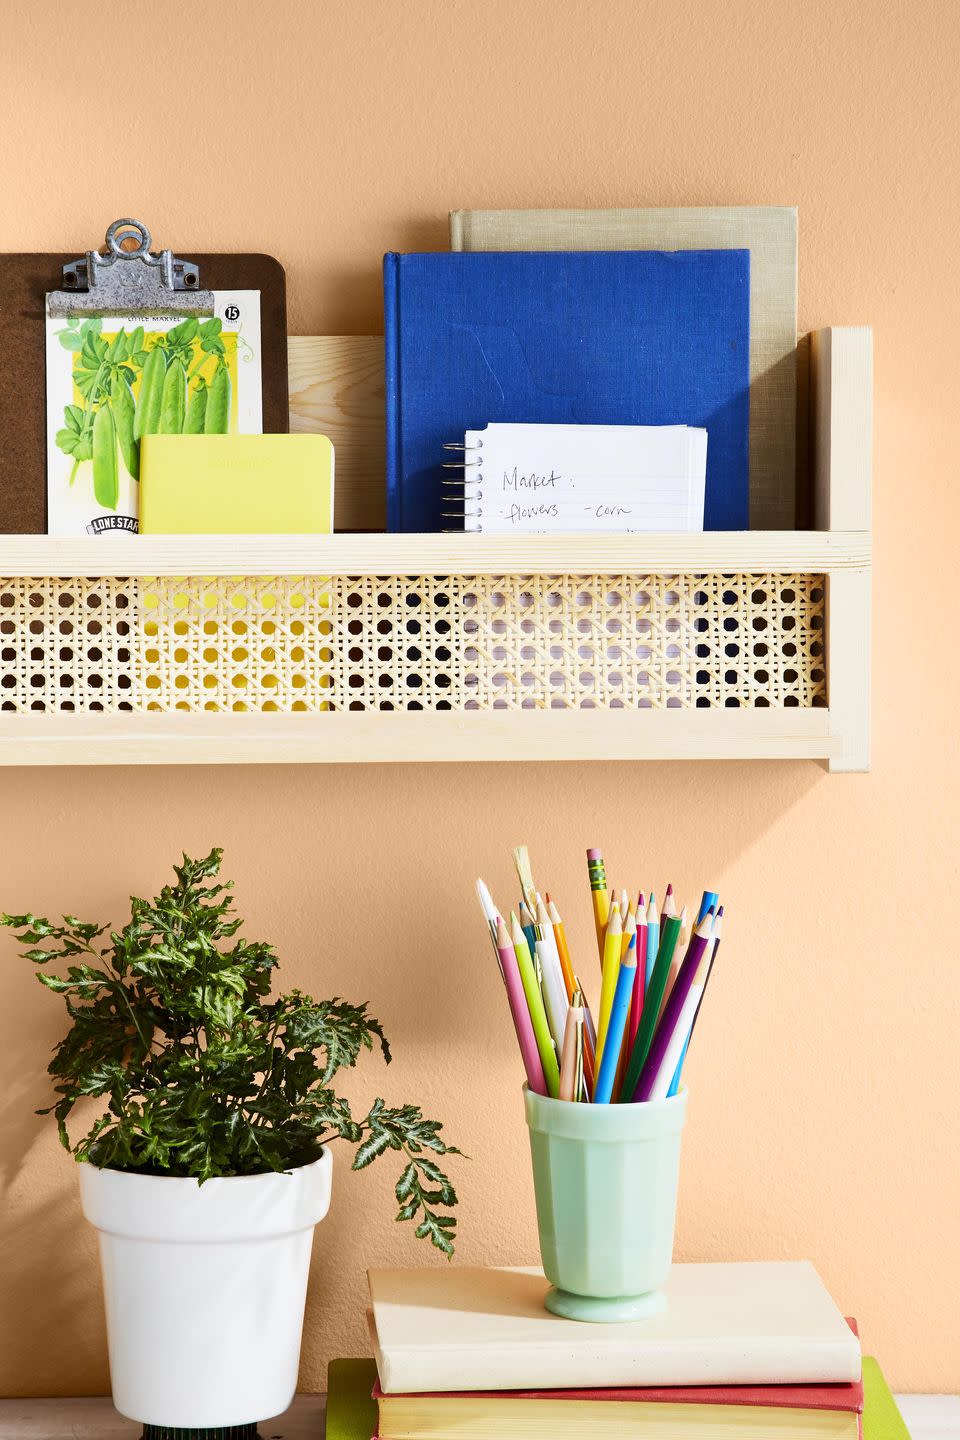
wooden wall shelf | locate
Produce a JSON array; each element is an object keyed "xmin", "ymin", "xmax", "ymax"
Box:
[{"xmin": 0, "ymin": 327, "xmax": 872, "ymax": 771}]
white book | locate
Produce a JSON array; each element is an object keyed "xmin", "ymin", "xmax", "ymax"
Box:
[
  {"xmin": 367, "ymin": 1262, "xmax": 861, "ymax": 1394},
  {"xmin": 458, "ymin": 422, "xmax": 706, "ymax": 533}
]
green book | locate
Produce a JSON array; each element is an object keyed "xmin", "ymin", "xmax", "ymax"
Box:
[
  {"xmin": 326, "ymin": 1355, "xmax": 908, "ymax": 1440},
  {"xmin": 326, "ymin": 1358, "xmax": 378, "ymax": 1440},
  {"xmin": 862, "ymin": 1357, "xmax": 910, "ymax": 1439}
]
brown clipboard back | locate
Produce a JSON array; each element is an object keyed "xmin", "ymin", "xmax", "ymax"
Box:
[{"xmin": 0, "ymin": 251, "xmax": 288, "ymax": 533}]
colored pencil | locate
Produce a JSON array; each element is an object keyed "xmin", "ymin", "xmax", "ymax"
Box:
[
  {"xmin": 633, "ymin": 892, "xmax": 650, "ymax": 1019},
  {"xmin": 586, "ymin": 848, "xmax": 609, "ymax": 964},
  {"xmin": 495, "ymin": 917, "xmax": 547, "ymax": 1095},
  {"xmin": 547, "ymin": 896, "xmax": 577, "ymax": 1000},
  {"xmin": 633, "ymin": 912, "xmax": 715, "ymax": 1102},
  {"xmin": 474, "ymin": 850, "xmax": 725, "ymax": 1106},
  {"xmin": 510, "ymin": 911, "xmax": 560, "ymax": 1098},
  {"xmin": 668, "ymin": 905, "xmax": 723, "ymax": 1096},
  {"xmin": 631, "ymin": 898, "xmax": 648, "ymax": 1042},
  {"xmin": 645, "ymin": 892, "xmax": 660, "ymax": 990},
  {"xmin": 592, "ymin": 935, "xmax": 638, "ymax": 1103},
  {"xmin": 594, "ymin": 906, "xmax": 623, "ymax": 1069},
  {"xmin": 619, "ymin": 911, "xmax": 681, "ymax": 1102},
  {"xmin": 573, "ymin": 1003, "xmax": 586, "ymax": 1103},
  {"xmin": 697, "ymin": 889, "xmax": 720, "ymax": 925},
  {"xmin": 535, "ymin": 894, "xmax": 571, "ymax": 1049},
  {"xmin": 610, "ymin": 910, "xmax": 636, "ymax": 1098},
  {"xmin": 570, "ymin": 972, "xmax": 596, "ymax": 1098},
  {"xmin": 575, "ymin": 975, "xmax": 598, "ymax": 1049},
  {"xmin": 547, "ymin": 896, "xmax": 597, "ymax": 1093},
  {"xmin": 558, "ymin": 990, "xmax": 584, "ymax": 1101},
  {"xmin": 658, "ymin": 906, "xmax": 689, "ymax": 1021}
]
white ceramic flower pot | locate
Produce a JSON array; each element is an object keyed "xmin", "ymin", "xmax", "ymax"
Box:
[{"xmin": 79, "ymin": 1152, "xmax": 332, "ymax": 1429}]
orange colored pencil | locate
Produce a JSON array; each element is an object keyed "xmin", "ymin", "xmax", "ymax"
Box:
[{"xmin": 546, "ymin": 896, "xmax": 577, "ymax": 1001}]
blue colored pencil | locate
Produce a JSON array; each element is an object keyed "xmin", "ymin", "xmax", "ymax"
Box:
[
  {"xmin": 696, "ymin": 890, "xmax": 719, "ymax": 925},
  {"xmin": 592, "ymin": 934, "xmax": 638, "ymax": 1104}
]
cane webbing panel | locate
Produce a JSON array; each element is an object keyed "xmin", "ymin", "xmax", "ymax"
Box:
[{"xmin": 0, "ymin": 572, "xmax": 826, "ymax": 713}]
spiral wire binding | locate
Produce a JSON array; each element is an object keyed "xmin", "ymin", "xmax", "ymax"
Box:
[{"xmin": 441, "ymin": 440, "xmax": 483, "ymax": 528}]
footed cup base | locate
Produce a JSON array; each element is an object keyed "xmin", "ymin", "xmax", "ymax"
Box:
[{"xmin": 543, "ymin": 1286, "xmax": 667, "ymax": 1323}]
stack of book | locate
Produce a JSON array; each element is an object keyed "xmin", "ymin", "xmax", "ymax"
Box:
[{"xmin": 327, "ymin": 1263, "xmax": 910, "ymax": 1440}]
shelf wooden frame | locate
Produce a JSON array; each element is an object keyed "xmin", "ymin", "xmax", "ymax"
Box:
[{"xmin": 0, "ymin": 326, "xmax": 872, "ymax": 771}]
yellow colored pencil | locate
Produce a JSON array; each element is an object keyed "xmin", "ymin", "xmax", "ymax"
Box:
[
  {"xmin": 586, "ymin": 848, "xmax": 610, "ymax": 965},
  {"xmin": 594, "ymin": 906, "xmax": 623, "ymax": 1071}
]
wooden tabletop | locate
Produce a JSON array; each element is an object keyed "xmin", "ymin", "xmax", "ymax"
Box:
[{"xmin": 0, "ymin": 1392, "xmax": 957, "ymax": 1439}]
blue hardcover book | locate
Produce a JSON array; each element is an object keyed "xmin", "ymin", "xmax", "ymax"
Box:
[{"xmin": 383, "ymin": 249, "xmax": 750, "ymax": 532}]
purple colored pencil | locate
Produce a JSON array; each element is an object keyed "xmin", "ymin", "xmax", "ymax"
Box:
[{"xmin": 632, "ymin": 911, "xmax": 714, "ymax": 1102}]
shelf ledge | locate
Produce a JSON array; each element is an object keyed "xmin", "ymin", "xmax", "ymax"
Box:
[
  {"xmin": 0, "ymin": 531, "xmax": 870, "ymax": 578},
  {"xmin": 0, "ymin": 708, "xmax": 841, "ymax": 768}
]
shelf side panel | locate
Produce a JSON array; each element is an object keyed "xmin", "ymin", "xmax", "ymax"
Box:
[{"xmin": 811, "ymin": 327, "xmax": 873, "ymax": 772}]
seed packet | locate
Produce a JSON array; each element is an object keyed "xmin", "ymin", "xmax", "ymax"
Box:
[{"xmin": 44, "ymin": 291, "xmax": 262, "ymax": 535}]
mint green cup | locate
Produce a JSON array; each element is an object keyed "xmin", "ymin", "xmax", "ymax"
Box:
[{"xmin": 524, "ymin": 1085, "xmax": 687, "ymax": 1322}]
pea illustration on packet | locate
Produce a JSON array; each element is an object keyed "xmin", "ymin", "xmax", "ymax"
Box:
[{"xmin": 44, "ymin": 291, "xmax": 263, "ymax": 535}]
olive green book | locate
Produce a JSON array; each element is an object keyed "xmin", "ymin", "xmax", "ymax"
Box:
[{"xmin": 450, "ymin": 205, "xmax": 798, "ymax": 529}]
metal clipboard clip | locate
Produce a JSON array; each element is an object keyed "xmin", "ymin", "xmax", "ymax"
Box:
[{"xmin": 47, "ymin": 217, "xmax": 215, "ymax": 318}]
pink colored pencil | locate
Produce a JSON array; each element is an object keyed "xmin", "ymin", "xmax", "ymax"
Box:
[
  {"xmin": 629, "ymin": 897, "xmax": 648, "ymax": 1050},
  {"xmin": 495, "ymin": 916, "xmax": 547, "ymax": 1095}
]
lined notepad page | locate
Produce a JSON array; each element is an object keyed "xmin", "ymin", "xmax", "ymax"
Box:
[{"xmin": 461, "ymin": 423, "xmax": 707, "ymax": 533}]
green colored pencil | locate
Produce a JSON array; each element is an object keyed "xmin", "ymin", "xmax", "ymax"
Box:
[
  {"xmin": 620, "ymin": 912, "xmax": 683, "ymax": 1102},
  {"xmin": 510, "ymin": 911, "xmax": 560, "ymax": 1097}
]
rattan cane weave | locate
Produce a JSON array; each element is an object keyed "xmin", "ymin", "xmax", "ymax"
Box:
[{"xmin": 0, "ymin": 572, "xmax": 826, "ymax": 714}]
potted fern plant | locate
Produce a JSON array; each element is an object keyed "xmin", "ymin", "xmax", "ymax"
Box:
[{"xmin": 3, "ymin": 850, "xmax": 460, "ymax": 1438}]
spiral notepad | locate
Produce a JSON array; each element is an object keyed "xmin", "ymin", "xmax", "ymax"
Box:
[{"xmin": 443, "ymin": 424, "xmax": 707, "ymax": 533}]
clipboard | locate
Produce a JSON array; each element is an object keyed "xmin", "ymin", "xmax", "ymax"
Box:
[{"xmin": 0, "ymin": 219, "xmax": 288, "ymax": 533}]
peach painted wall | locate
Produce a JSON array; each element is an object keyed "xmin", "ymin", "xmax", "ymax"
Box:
[{"xmin": 1, "ymin": 0, "xmax": 959, "ymax": 1398}]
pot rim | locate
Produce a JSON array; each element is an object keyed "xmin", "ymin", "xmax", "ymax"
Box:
[{"xmin": 75, "ymin": 1145, "xmax": 329, "ymax": 1184}]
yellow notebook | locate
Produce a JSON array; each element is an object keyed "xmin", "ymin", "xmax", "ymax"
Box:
[{"xmin": 139, "ymin": 434, "xmax": 334, "ymax": 534}]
